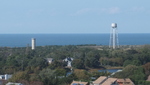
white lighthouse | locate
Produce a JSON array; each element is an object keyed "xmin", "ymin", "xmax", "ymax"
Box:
[
  {"xmin": 31, "ymin": 38, "xmax": 36, "ymax": 50},
  {"xmin": 109, "ymin": 23, "xmax": 119, "ymax": 49}
]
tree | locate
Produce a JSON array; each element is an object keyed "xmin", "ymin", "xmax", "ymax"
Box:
[
  {"xmin": 113, "ymin": 65, "xmax": 146, "ymax": 84},
  {"xmin": 143, "ymin": 62, "xmax": 150, "ymax": 76},
  {"xmin": 73, "ymin": 69, "xmax": 90, "ymax": 81},
  {"xmin": 28, "ymin": 57, "xmax": 48, "ymax": 69},
  {"xmin": 72, "ymin": 59, "xmax": 84, "ymax": 69},
  {"xmin": 49, "ymin": 60, "xmax": 65, "ymax": 69},
  {"xmin": 85, "ymin": 51, "xmax": 100, "ymax": 68},
  {"xmin": 55, "ymin": 68, "xmax": 66, "ymax": 76},
  {"xmin": 123, "ymin": 60, "xmax": 132, "ymax": 67},
  {"xmin": 9, "ymin": 71, "xmax": 29, "ymax": 82},
  {"xmin": 39, "ymin": 68, "xmax": 56, "ymax": 85}
]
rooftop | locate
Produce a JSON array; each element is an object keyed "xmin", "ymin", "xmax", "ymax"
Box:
[
  {"xmin": 93, "ymin": 76, "xmax": 107, "ymax": 84},
  {"xmin": 71, "ymin": 81, "xmax": 88, "ymax": 85}
]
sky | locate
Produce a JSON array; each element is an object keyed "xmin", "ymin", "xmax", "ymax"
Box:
[{"xmin": 0, "ymin": 0, "xmax": 150, "ymax": 34}]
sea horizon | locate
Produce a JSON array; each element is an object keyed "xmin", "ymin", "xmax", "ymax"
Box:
[
  {"xmin": 0, "ymin": 33, "xmax": 150, "ymax": 34},
  {"xmin": 0, "ymin": 33, "xmax": 150, "ymax": 47}
]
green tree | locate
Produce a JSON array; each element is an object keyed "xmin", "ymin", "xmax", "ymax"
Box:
[
  {"xmin": 9, "ymin": 71, "xmax": 29, "ymax": 82},
  {"xmin": 28, "ymin": 57, "xmax": 48, "ymax": 69},
  {"xmin": 39, "ymin": 68, "xmax": 57, "ymax": 85},
  {"xmin": 143, "ymin": 62, "xmax": 150, "ymax": 76},
  {"xmin": 72, "ymin": 59, "xmax": 84, "ymax": 69},
  {"xmin": 49, "ymin": 60, "xmax": 65, "ymax": 69},
  {"xmin": 55, "ymin": 68, "xmax": 66, "ymax": 76},
  {"xmin": 73, "ymin": 69, "xmax": 90, "ymax": 81},
  {"xmin": 113, "ymin": 65, "xmax": 146, "ymax": 84}
]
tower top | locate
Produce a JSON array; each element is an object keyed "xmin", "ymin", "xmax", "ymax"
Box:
[
  {"xmin": 111, "ymin": 23, "xmax": 117, "ymax": 28},
  {"xmin": 32, "ymin": 38, "xmax": 36, "ymax": 40}
]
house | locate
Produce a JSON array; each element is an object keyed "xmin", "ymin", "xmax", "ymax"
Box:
[
  {"xmin": 0, "ymin": 74, "xmax": 12, "ymax": 80},
  {"xmin": 93, "ymin": 76, "xmax": 117, "ymax": 85},
  {"xmin": 0, "ymin": 75, "xmax": 4, "ymax": 80},
  {"xmin": 64, "ymin": 57, "xmax": 73, "ymax": 62},
  {"xmin": 46, "ymin": 58, "xmax": 53, "ymax": 64},
  {"xmin": 101, "ymin": 78, "xmax": 117, "ymax": 85},
  {"xmin": 6, "ymin": 82, "xmax": 23, "ymax": 85},
  {"xmin": 92, "ymin": 76, "xmax": 134, "ymax": 85},
  {"xmin": 63, "ymin": 57, "xmax": 73, "ymax": 67},
  {"xmin": 116, "ymin": 78, "xmax": 135, "ymax": 85},
  {"xmin": 93, "ymin": 76, "xmax": 108, "ymax": 85},
  {"xmin": 71, "ymin": 81, "xmax": 89, "ymax": 85}
]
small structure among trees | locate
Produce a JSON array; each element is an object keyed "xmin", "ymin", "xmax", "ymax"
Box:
[
  {"xmin": 46, "ymin": 58, "xmax": 53, "ymax": 64},
  {"xmin": 63, "ymin": 57, "xmax": 73, "ymax": 67}
]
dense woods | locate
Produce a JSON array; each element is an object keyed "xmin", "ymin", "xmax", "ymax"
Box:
[{"xmin": 1, "ymin": 45, "xmax": 150, "ymax": 85}]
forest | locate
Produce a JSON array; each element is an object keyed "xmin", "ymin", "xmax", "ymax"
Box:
[{"xmin": 0, "ymin": 45, "xmax": 150, "ymax": 85}]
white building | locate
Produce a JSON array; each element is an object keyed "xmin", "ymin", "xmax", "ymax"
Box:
[
  {"xmin": 63, "ymin": 57, "xmax": 73, "ymax": 67},
  {"xmin": 0, "ymin": 74, "xmax": 12, "ymax": 80},
  {"xmin": 46, "ymin": 58, "xmax": 53, "ymax": 64},
  {"xmin": 31, "ymin": 38, "xmax": 36, "ymax": 50}
]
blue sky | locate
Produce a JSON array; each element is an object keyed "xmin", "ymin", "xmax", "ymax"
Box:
[{"xmin": 0, "ymin": 0, "xmax": 150, "ymax": 34}]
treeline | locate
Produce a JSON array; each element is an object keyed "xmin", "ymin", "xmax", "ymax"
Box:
[{"xmin": 0, "ymin": 45, "xmax": 150, "ymax": 84}]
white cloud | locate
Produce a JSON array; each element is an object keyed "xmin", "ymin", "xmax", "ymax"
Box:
[
  {"xmin": 26, "ymin": 8, "xmax": 58, "ymax": 17},
  {"xmin": 71, "ymin": 7, "xmax": 120, "ymax": 16},
  {"xmin": 108, "ymin": 7, "xmax": 120, "ymax": 14},
  {"xmin": 101, "ymin": 7, "xmax": 120, "ymax": 14},
  {"xmin": 126, "ymin": 7, "xmax": 150, "ymax": 14},
  {"xmin": 70, "ymin": 8, "xmax": 92, "ymax": 16},
  {"xmin": 131, "ymin": 7, "xmax": 145, "ymax": 12}
]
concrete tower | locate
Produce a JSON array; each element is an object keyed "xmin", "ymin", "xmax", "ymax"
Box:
[
  {"xmin": 109, "ymin": 23, "xmax": 119, "ymax": 49},
  {"xmin": 31, "ymin": 38, "xmax": 36, "ymax": 50}
]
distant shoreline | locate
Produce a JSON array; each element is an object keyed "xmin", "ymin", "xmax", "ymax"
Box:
[
  {"xmin": 0, "ymin": 33, "xmax": 150, "ymax": 34},
  {"xmin": 0, "ymin": 34, "xmax": 150, "ymax": 47},
  {"xmin": 0, "ymin": 44, "xmax": 149, "ymax": 48}
]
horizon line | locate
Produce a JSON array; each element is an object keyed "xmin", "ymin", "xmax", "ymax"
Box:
[{"xmin": 0, "ymin": 33, "xmax": 150, "ymax": 34}]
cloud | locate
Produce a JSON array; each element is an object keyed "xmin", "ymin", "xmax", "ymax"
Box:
[
  {"xmin": 108, "ymin": 7, "xmax": 120, "ymax": 14},
  {"xmin": 26, "ymin": 8, "xmax": 58, "ymax": 17},
  {"xmin": 127, "ymin": 7, "xmax": 150, "ymax": 14},
  {"xmin": 71, "ymin": 7, "xmax": 120, "ymax": 16},
  {"xmin": 70, "ymin": 8, "xmax": 92, "ymax": 16},
  {"xmin": 101, "ymin": 7, "xmax": 120, "ymax": 14},
  {"xmin": 131, "ymin": 7, "xmax": 145, "ymax": 12}
]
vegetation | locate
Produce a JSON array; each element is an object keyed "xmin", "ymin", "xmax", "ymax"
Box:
[{"xmin": 0, "ymin": 45, "xmax": 150, "ymax": 84}]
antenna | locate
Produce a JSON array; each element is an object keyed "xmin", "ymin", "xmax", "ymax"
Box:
[{"xmin": 109, "ymin": 23, "xmax": 119, "ymax": 49}]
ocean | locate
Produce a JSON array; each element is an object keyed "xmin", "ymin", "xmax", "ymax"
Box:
[{"xmin": 0, "ymin": 33, "xmax": 150, "ymax": 47}]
